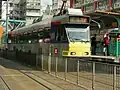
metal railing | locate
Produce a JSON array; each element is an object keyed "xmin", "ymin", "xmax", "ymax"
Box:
[
  {"xmin": 41, "ymin": 53, "xmax": 120, "ymax": 90},
  {"xmin": 0, "ymin": 47, "xmax": 120, "ymax": 90}
]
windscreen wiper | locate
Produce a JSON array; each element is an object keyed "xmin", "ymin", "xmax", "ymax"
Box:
[
  {"xmin": 70, "ymin": 38, "xmax": 75, "ymax": 43},
  {"xmin": 73, "ymin": 38, "xmax": 89, "ymax": 43},
  {"xmin": 73, "ymin": 38, "xmax": 84, "ymax": 42}
]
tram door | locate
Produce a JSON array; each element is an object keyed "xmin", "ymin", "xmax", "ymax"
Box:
[{"xmin": 50, "ymin": 24, "xmax": 69, "ymax": 56}]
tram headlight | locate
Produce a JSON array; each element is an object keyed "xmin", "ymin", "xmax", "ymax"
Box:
[
  {"xmin": 85, "ymin": 52, "xmax": 89, "ymax": 55},
  {"xmin": 71, "ymin": 52, "xmax": 76, "ymax": 55}
]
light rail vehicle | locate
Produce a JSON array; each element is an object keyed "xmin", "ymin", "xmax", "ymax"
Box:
[{"xmin": 7, "ymin": 8, "xmax": 91, "ymax": 57}]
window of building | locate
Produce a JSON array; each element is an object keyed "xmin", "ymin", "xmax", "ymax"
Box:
[
  {"xmin": 35, "ymin": 10, "xmax": 39, "ymax": 13},
  {"xmin": 97, "ymin": 0, "xmax": 108, "ymax": 10},
  {"xmin": 9, "ymin": 3, "xmax": 13, "ymax": 7},
  {"xmin": 84, "ymin": 4, "xmax": 94, "ymax": 13},
  {"xmin": 9, "ymin": 10, "xmax": 12, "ymax": 14},
  {"xmin": 37, "ymin": 3, "xmax": 40, "ymax": 6}
]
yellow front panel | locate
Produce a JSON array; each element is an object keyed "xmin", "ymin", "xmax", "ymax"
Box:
[{"xmin": 63, "ymin": 42, "xmax": 91, "ymax": 56}]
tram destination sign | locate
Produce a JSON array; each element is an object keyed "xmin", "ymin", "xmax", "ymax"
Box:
[{"xmin": 69, "ymin": 16, "xmax": 89, "ymax": 23}]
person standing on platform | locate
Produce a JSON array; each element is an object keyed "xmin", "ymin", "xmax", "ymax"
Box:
[
  {"xmin": 91, "ymin": 34, "xmax": 97, "ymax": 55},
  {"xmin": 103, "ymin": 33, "xmax": 110, "ymax": 56}
]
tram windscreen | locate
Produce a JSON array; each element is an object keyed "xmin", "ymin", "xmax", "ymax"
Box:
[{"xmin": 65, "ymin": 24, "xmax": 90, "ymax": 42}]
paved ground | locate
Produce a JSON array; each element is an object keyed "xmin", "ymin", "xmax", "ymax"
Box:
[
  {"xmin": 0, "ymin": 56, "xmax": 118, "ymax": 90},
  {"xmin": 0, "ymin": 77, "xmax": 6, "ymax": 90},
  {"xmin": 46, "ymin": 71, "xmax": 119, "ymax": 90},
  {"xmin": 0, "ymin": 58, "xmax": 85, "ymax": 90},
  {"xmin": 0, "ymin": 58, "xmax": 49, "ymax": 90}
]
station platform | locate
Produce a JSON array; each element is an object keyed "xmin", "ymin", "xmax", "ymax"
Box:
[{"xmin": 0, "ymin": 57, "xmax": 85, "ymax": 90}]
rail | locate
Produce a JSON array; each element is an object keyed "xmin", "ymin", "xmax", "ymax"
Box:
[
  {"xmin": 41, "ymin": 54, "xmax": 120, "ymax": 90},
  {"xmin": 0, "ymin": 49, "xmax": 119, "ymax": 90},
  {"xmin": 0, "ymin": 76, "xmax": 11, "ymax": 90}
]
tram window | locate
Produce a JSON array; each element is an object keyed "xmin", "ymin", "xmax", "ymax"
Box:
[
  {"xmin": 51, "ymin": 25, "xmax": 68, "ymax": 43},
  {"xmin": 56, "ymin": 26, "xmax": 61, "ymax": 41},
  {"xmin": 51, "ymin": 32, "xmax": 56, "ymax": 41},
  {"xmin": 51, "ymin": 26, "xmax": 57, "ymax": 42},
  {"xmin": 61, "ymin": 26, "xmax": 68, "ymax": 43},
  {"xmin": 56, "ymin": 25, "xmax": 68, "ymax": 43}
]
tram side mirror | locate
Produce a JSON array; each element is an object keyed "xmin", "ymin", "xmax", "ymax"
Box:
[
  {"xmin": 98, "ymin": 24, "xmax": 101, "ymax": 29},
  {"xmin": 91, "ymin": 20, "xmax": 101, "ymax": 29}
]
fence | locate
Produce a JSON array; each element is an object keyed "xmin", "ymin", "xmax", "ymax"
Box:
[
  {"xmin": 0, "ymin": 48, "xmax": 120, "ymax": 90},
  {"xmin": 0, "ymin": 49, "xmax": 37, "ymax": 66},
  {"xmin": 41, "ymin": 54, "xmax": 120, "ymax": 90}
]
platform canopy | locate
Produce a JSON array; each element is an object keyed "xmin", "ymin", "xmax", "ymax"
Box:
[{"xmin": 89, "ymin": 10, "xmax": 120, "ymax": 33}]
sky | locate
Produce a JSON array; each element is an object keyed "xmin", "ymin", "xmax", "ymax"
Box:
[{"xmin": 41, "ymin": 0, "xmax": 52, "ymax": 10}]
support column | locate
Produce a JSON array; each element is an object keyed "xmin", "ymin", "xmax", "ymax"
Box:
[
  {"xmin": 70, "ymin": 0, "xmax": 73, "ymax": 8},
  {"xmin": 81, "ymin": 0, "xmax": 84, "ymax": 14},
  {"xmin": 94, "ymin": 1, "xmax": 97, "ymax": 10},
  {"xmin": 0, "ymin": 1, "xmax": 2, "ymax": 19},
  {"xmin": 81, "ymin": 6, "xmax": 84, "ymax": 14},
  {"xmin": 109, "ymin": 0, "xmax": 112, "ymax": 9},
  {"xmin": 6, "ymin": 0, "xmax": 9, "ymax": 48}
]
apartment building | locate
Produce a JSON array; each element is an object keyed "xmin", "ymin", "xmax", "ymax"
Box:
[
  {"xmin": 0, "ymin": 1, "xmax": 2, "ymax": 19},
  {"xmin": 24, "ymin": 0, "xmax": 41, "ymax": 25},
  {"xmin": 52, "ymin": 0, "xmax": 70, "ymax": 15},
  {"xmin": 1, "ymin": 0, "xmax": 41, "ymax": 25},
  {"xmin": 73, "ymin": 0, "xmax": 120, "ymax": 14},
  {"xmin": 0, "ymin": 0, "xmax": 8, "ymax": 19},
  {"xmin": 18, "ymin": 0, "xmax": 41, "ymax": 25}
]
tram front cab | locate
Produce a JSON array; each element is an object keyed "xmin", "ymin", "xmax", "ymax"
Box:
[
  {"xmin": 65, "ymin": 24, "xmax": 91, "ymax": 56},
  {"xmin": 50, "ymin": 15, "xmax": 91, "ymax": 57}
]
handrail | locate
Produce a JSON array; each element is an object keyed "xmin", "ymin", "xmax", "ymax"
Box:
[{"xmin": 63, "ymin": 55, "xmax": 115, "ymax": 60}]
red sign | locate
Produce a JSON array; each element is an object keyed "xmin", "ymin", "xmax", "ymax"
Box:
[
  {"xmin": 54, "ymin": 48, "xmax": 58, "ymax": 56},
  {"xmin": 51, "ymin": 21, "xmax": 61, "ymax": 25}
]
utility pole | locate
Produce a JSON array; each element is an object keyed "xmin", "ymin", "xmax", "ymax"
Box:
[{"xmin": 6, "ymin": 0, "xmax": 9, "ymax": 48}]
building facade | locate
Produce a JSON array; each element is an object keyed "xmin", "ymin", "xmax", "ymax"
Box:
[
  {"xmin": 1, "ymin": 0, "xmax": 41, "ymax": 25},
  {"xmin": 70, "ymin": 0, "xmax": 120, "ymax": 14},
  {"xmin": 18, "ymin": 0, "xmax": 41, "ymax": 25},
  {"xmin": 52, "ymin": 0, "xmax": 70, "ymax": 15},
  {"xmin": 9, "ymin": 0, "xmax": 21, "ymax": 20},
  {"xmin": 24, "ymin": 0, "xmax": 41, "ymax": 25},
  {"xmin": 0, "ymin": 0, "xmax": 8, "ymax": 19},
  {"xmin": 0, "ymin": 1, "xmax": 2, "ymax": 19}
]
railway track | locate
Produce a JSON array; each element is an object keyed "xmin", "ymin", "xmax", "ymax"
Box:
[
  {"xmin": 0, "ymin": 58, "xmax": 86, "ymax": 90},
  {"xmin": 68, "ymin": 72, "xmax": 120, "ymax": 89},
  {"xmin": 60, "ymin": 72, "xmax": 120, "ymax": 90},
  {"xmin": 20, "ymin": 71, "xmax": 86, "ymax": 90},
  {"xmin": 0, "ymin": 58, "xmax": 60, "ymax": 90},
  {"xmin": 0, "ymin": 76, "xmax": 11, "ymax": 90},
  {"xmin": 68, "ymin": 72, "xmax": 113, "ymax": 86},
  {"xmin": 1, "ymin": 57, "xmax": 119, "ymax": 90},
  {"xmin": 0, "ymin": 71, "xmax": 52, "ymax": 90},
  {"xmin": 19, "ymin": 70, "xmax": 113, "ymax": 90},
  {"xmin": 28, "ymin": 71, "xmax": 119, "ymax": 90},
  {"xmin": 19, "ymin": 70, "xmax": 52, "ymax": 90}
]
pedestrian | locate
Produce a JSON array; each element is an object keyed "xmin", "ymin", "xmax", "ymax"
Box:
[
  {"xmin": 103, "ymin": 33, "xmax": 110, "ymax": 56},
  {"xmin": 91, "ymin": 34, "xmax": 97, "ymax": 55}
]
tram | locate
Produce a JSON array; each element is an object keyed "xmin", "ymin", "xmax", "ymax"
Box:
[{"xmin": 7, "ymin": 8, "xmax": 91, "ymax": 57}]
